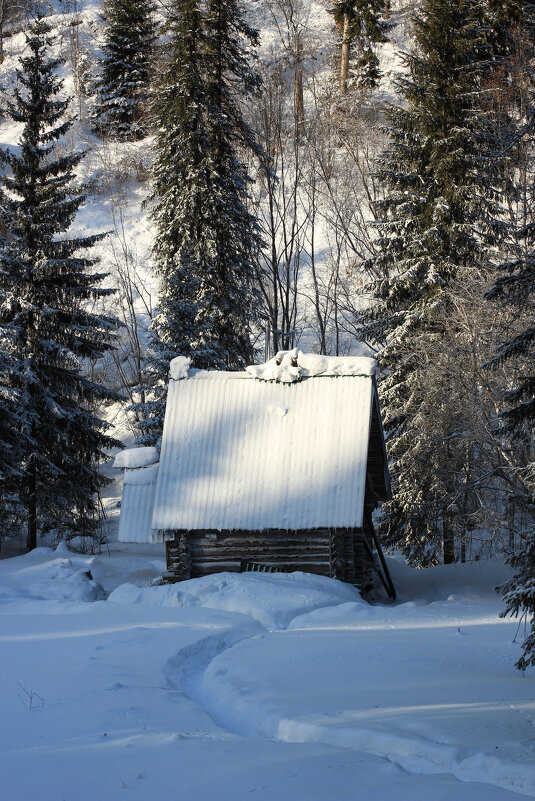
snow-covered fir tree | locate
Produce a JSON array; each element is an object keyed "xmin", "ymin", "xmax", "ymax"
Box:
[
  {"xmin": 0, "ymin": 170, "xmax": 28, "ymax": 549},
  {"xmin": 481, "ymin": 3, "xmax": 535, "ymax": 670},
  {"xmin": 485, "ymin": 100, "xmax": 535, "ymax": 669},
  {"xmin": 0, "ymin": 348, "xmax": 24, "ymax": 550},
  {"xmin": 500, "ymin": 527, "xmax": 535, "ymax": 670},
  {"xmin": 132, "ymin": 0, "xmax": 264, "ymax": 446},
  {"xmin": 331, "ymin": 0, "xmax": 391, "ymax": 92},
  {"xmin": 93, "ymin": 0, "xmax": 156, "ymax": 140},
  {"xmin": 362, "ymin": 0, "xmax": 499, "ymax": 565},
  {"xmin": 0, "ymin": 18, "xmax": 121, "ymax": 549}
]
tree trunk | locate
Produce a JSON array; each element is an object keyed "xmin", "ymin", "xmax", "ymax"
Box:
[
  {"xmin": 293, "ymin": 32, "xmax": 304, "ymax": 137},
  {"xmin": 340, "ymin": 13, "xmax": 351, "ymax": 93},
  {"xmin": 26, "ymin": 466, "xmax": 37, "ymax": 551},
  {"xmin": 443, "ymin": 509, "xmax": 455, "ymax": 564},
  {"xmin": 507, "ymin": 497, "xmax": 515, "ymax": 551},
  {"xmin": 0, "ymin": 0, "xmax": 5, "ymax": 66},
  {"xmin": 460, "ymin": 531, "xmax": 466, "ymax": 563},
  {"xmin": 294, "ymin": 66, "xmax": 304, "ymax": 136}
]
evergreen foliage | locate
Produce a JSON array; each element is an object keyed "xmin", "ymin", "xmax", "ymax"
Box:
[
  {"xmin": 0, "ymin": 347, "xmax": 24, "ymax": 541},
  {"xmin": 132, "ymin": 0, "xmax": 264, "ymax": 446},
  {"xmin": 0, "ymin": 18, "xmax": 121, "ymax": 549},
  {"xmin": 93, "ymin": 0, "xmax": 156, "ymax": 140},
  {"xmin": 486, "ymin": 0, "xmax": 530, "ymax": 62},
  {"xmin": 331, "ymin": 0, "xmax": 391, "ymax": 90},
  {"xmin": 479, "ymin": 2, "xmax": 535, "ymax": 179},
  {"xmin": 362, "ymin": 0, "xmax": 497, "ymax": 565},
  {"xmin": 486, "ymin": 206, "xmax": 535, "ymax": 431},
  {"xmin": 482, "ymin": 4, "xmax": 535, "ymax": 671},
  {"xmin": 484, "ymin": 121, "xmax": 535, "ymax": 673},
  {"xmin": 500, "ymin": 524, "xmax": 535, "ymax": 670}
]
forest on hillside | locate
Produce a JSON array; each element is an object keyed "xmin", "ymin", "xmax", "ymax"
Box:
[{"xmin": 0, "ymin": 0, "xmax": 535, "ymax": 668}]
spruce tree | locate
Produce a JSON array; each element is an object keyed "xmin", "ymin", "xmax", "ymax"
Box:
[
  {"xmin": 0, "ymin": 350, "xmax": 24, "ymax": 550},
  {"xmin": 0, "ymin": 18, "xmax": 121, "ymax": 549},
  {"xmin": 331, "ymin": 0, "xmax": 391, "ymax": 92},
  {"xmin": 93, "ymin": 0, "xmax": 156, "ymax": 140},
  {"xmin": 500, "ymin": 530, "xmax": 535, "ymax": 670},
  {"xmin": 0, "ymin": 175, "xmax": 25, "ymax": 548},
  {"xmin": 482, "ymin": 5, "xmax": 535, "ymax": 670},
  {"xmin": 132, "ymin": 0, "xmax": 264, "ymax": 446},
  {"xmin": 362, "ymin": 0, "xmax": 496, "ymax": 564},
  {"xmin": 484, "ymin": 108, "xmax": 535, "ymax": 673}
]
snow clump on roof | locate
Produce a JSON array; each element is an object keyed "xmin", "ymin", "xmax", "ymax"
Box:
[
  {"xmin": 245, "ymin": 349, "xmax": 376, "ymax": 383},
  {"xmin": 113, "ymin": 446, "xmax": 159, "ymax": 470},
  {"xmin": 169, "ymin": 355, "xmax": 192, "ymax": 380}
]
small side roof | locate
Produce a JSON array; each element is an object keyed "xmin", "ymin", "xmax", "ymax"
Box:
[
  {"xmin": 152, "ymin": 352, "xmax": 388, "ymax": 533},
  {"xmin": 113, "ymin": 446, "xmax": 159, "ymax": 470}
]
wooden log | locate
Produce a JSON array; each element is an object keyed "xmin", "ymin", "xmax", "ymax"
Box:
[{"xmin": 164, "ymin": 527, "xmax": 372, "ymax": 591}]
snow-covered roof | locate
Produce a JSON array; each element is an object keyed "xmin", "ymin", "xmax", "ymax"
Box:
[
  {"xmin": 152, "ymin": 352, "xmax": 383, "ymax": 532},
  {"xmin": 113, "ymin": 446, "xmax": 159, "ymax": 470}
]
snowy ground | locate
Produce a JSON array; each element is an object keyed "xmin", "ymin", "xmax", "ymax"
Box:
[{"xmin": 1, "ymin": 547, "xmax": 534, "ymax": 801}]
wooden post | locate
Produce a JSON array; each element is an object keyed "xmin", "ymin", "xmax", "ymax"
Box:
[{"xmin": 176, "ymin": 532, "xmax": 192, "ymax": 580}]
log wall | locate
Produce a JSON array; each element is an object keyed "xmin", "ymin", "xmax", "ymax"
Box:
[
  {"xmin": 175, "ymin": 529, "xmax": 330, "ymax": 578},
  {"xmin": 165, "ymin": 527, "xmax": 376, "ymax": 593}
]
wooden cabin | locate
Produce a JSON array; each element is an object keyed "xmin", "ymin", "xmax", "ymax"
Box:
[{"xmin": 125, "ymin": 350, "xmax": 394, "ymax": 598}]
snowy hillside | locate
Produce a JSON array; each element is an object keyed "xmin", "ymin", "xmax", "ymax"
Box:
[
  {"xmin": 1, "ymin": 546, "xmax": 534, "ymax": 800},
  {"xmin": 0, "ymin": 0, "xmax": 155, "ymax": 409},
  {"xmin": 0, "ymin": 0, "xmax": 408, "ymax": 405}
]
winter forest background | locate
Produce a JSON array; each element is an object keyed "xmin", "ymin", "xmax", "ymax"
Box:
[{"xmin": 1, "ymin": 0, "xmax": 535, "ymax": 668}]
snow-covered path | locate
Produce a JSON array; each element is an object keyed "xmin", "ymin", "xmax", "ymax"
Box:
[
  {"xmin": 1, "ymin": 548, "xmax": 534, "ymax": 800},
  {"xmin": 191, "ymin": 602, "xmax": 535, "ymax": 794}
]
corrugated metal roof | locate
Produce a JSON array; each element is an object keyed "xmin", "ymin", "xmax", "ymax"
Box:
[
  {"xmin": 118, "ymin": 466, "xmax": 163, "ymax": 543},
  {"xmin": 152, "ymin": 373, "xmax": 374, "ymax": 532}
]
